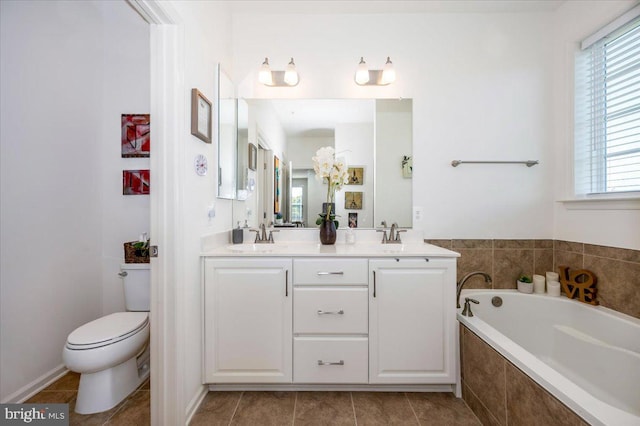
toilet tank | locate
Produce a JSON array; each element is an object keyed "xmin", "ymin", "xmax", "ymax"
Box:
[{"xmin": 120, "ymin": 264, "xmax": 150, "ymax": 311}]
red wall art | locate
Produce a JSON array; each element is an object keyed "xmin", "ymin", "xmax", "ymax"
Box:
[
  {"xmin": 121, "ymin": 114, "xmax": 150, "ymax": 157},
  {"xmin": 123, "ymin": 170, "xmax": 150, "ymax": 195}
]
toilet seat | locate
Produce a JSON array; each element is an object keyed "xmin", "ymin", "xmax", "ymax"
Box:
[{"xmin": 66, "ymin": 312, "xmax": 148, "ymax": 350}]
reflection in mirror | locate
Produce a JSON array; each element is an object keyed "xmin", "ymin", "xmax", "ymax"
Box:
[
  {"xmin": 217, "ymin": 65, "xmax": 236, "ymax": 199},
  {"xmin": 232, "ymin": 99, "xmax": 412, "ymax": 229},
  {"xmin": 236, "ymin": 99, "xmax": 249, "ymax": 200}
]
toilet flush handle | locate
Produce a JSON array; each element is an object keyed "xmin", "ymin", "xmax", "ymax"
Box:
[{"xmin": 118, "ymin": 271, "xmax": 128, "ymax": 278}]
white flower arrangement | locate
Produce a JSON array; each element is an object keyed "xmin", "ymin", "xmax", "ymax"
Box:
[{"xmin": 312, "ymin": 146, "xmax": 349, "ymax": 225}]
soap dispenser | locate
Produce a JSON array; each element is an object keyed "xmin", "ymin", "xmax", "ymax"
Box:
[{"xmin": 232, "ymin": 222, "xmax": 243, "ymax": 244}]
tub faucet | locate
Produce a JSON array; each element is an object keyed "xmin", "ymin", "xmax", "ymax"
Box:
[
  {"xmin": 456, "ymin": 271, "xmax": 492, "ymax": 308},
  {"xmin": 461, "ymin": 298, "xmax": 480, "ymax": 317}
]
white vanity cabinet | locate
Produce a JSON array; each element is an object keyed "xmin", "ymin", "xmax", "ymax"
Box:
[
  {"xmin": 203, "ymin": 258, "xmax": 292, "ymax": 383},
  {"xmin": 292, "ymin": 258, "xmax": 369, "ymax": 384},
  {"xmin": 202, "ymin": 247, "xmax": 458, "ymax": 390},
  {"xmin": 369, "ymin": 258, "xmax": 457, "ymax": 384}
]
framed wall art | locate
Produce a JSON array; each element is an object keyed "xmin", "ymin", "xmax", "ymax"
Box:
[
  {"xmin": 123, "ymin": 170, "xmax": 150, "ymax": 195},
  {"xmin": 402, "ymin": 155, "xmax": 413, "ymax": 178},
  {"xmin": 121, "ymin": 114, "xmax": 150, "ymax": 157},
  {"xmin": 345, "ymin": 192, "xmax": 363, "ymax": 210},
  {"xmin": 348, "ymin": 212, "xmax": 358, "ymax": 228},
  {"xmin": 191, "ymin": 88, "xmax": 212, "ymax": 143},
  {"xmin": 346, "ymin": 167, "xmax": 364, "ymax": 185}
]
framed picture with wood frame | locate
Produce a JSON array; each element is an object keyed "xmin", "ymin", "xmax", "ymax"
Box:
[{"xmin": 191, "ymin": 88, "xmax": 212, "ymax": 143}]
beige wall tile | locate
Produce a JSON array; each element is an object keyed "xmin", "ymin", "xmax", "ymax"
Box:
[
  {"xmin": 462, "ymin": 327, "xmax": 506, "ymax": 424},
  {"xmin": 505, "ymin": 363, "xmax": 583, "ymax": 426},
  {"xmin": 584, "ymin": 244, "xmax": 640, "ymax": 263},
  {"xmin": 494, "ymin": 240, "xmax": 534, "ymax": 249},
  {"xmin": 534, "ymin": 239, "xmax": 553, "ymax": 249},
  {"xmin": 457, "ymin": 249, "xmax": 494, "ymax": 289},
  {"xmin": 493, "ymin": 249, "xmax": 534, "ymax": 289},
  {"xmin": 585, "ymin": 255, "xmax": 640, "ymax": 319},
  {"xmin": 534, "ymin": 249, "xmax": 554, "ymax": 276},
  {"xmin": 453, "ymin": 240, "xmax": 493, "ymax": 249},
  {"xmin": 554, "ymin": 250, "xmax": 583, "ymax": 272},
  {"xmin": 462, "ymin": 383, "xmax": 502, "ymax": 426},
  {"xmin": 554, "ymin": 240, "xmax": 584, "ymax": 253}
]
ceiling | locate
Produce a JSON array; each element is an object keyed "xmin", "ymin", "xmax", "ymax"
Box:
[{"xmin": 228, "ymin": 1, "xmax": 566, "ymax": 15}]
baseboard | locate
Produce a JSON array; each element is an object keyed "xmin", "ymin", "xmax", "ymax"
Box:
[
  {"xmin": 1, "ymin": 364, "xmax": 68, "ymax": 403},
  {"xmin": 184, "ymin": 384, "xmax": 208, "ymax": 425},
  {"xmin": 207, "ymin": 384, "xmax": 455, "ymax": 393}
]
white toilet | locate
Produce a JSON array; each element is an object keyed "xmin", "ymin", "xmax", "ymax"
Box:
[{"xmin": 63, "ymin": 264, "xmax": 150, "ymax": 414}]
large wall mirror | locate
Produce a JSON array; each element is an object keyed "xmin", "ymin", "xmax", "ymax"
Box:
[
  {"xmin": 217, "ymin": 65, "xmax": 237, "ymax": 200},
  {"xmin": 232, "ymin": 98, "xmax": 412, "ymax": 229}
]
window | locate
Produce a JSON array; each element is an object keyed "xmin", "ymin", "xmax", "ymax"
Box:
[
  {"xmin": 291, "ymin": 186, "xmax": 304, "ymax": 223},
  {"xmin": 574, "ymin": 10, "xmax": 640, "ymax": 196}
]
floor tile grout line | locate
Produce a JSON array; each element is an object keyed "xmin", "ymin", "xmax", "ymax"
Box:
[
  {"xmin": 227, "ymin": 391, "xmax": 244, "ymax": 426},
  {"xmin": 350, "ymin": 392, "xmax": 358, "ymax": 426},
  {"xmin": 404, "ymin": 392, "xmax": 422, "ymax": 426},
  {"xmin": 291, "ymin": 391, "xmax": 298, "ymax": 426}
]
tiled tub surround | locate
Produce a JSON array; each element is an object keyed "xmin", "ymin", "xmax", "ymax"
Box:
[
  {"xmin": 458, "ymin": 290, "xmax": 640, "ymax": 426},
  {"xmin": 427, "ymin": 239, "xmax": 640, "ymax": 319}
]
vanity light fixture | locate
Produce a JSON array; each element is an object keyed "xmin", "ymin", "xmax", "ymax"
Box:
[
  {"xmin": 354, "ymin": 56, "xmax": 396, "ymax": 86},
  {"xmin": 259, "ymin": 57, "xmax": 300, "ymax": 87}
]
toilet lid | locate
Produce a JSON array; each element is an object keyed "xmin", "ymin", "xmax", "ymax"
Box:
[{"xmin": 67, "ymin": 312, "xmax": 148, "ymax": 347}]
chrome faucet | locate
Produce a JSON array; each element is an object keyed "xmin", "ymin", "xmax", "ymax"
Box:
[
  {"xmin": 250, "ymin": 223, "xmax": 278, "ymax": 244},
  {"xmin": 387, "ymin": 222, "xmax": 405, "ymax": 244},
  {"xmin": 377, "ymin": 221, "xmax": 405, "ymax": 244},
  {"xmin": 456, "ymin": 271, "xmax": 492, "ymax": 308}
]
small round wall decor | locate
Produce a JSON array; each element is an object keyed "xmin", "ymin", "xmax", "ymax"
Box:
[{"xmin": 194, "ymin": 154, "xmax": 208, "ymax": 176}]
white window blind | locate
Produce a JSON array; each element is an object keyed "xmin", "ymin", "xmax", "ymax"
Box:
[{"xmin": 574, "ymin": 10, "xmax": 640, "ymax": 195}]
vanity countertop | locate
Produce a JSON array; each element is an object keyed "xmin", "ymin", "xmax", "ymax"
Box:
[{"xmin": 201, "ymin": 241, "xmax": 460, "ymax": 258}]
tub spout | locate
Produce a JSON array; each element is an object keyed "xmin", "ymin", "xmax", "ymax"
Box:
[{"xmin": 456, "ymin": 271, "xmax": 492, "ymax": 308}]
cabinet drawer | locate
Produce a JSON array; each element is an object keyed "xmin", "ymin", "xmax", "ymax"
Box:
[
  {"xmin": 293, "ymin": 259, "xmax": 368, "ymax": 285},
  {"xmin": 294, "ymin": 288, "xmax": 368, "ymax": 334},
  {"xmin": 294, "ymin": 337, "xmax": 368, "ymax": 383}
]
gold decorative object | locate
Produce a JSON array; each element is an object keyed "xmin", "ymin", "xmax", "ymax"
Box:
[{"xmin": 558, "ymin": 266, "xmax": 598, "ymax": 305}]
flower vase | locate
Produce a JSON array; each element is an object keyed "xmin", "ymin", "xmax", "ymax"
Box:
[{"xmin": 319, "ymin": 220, "xmax": 337, "ymax": 245}]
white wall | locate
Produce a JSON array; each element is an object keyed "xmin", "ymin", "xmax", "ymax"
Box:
[
  {"xmin": 0, "ymin": 0, "xmax": 149, "ymax": 401},
  {"xmin": 232, "ymin": 11, "xmax": 556, "ymax": 239},
  {"xmin": 167, "ymin": 1, "xmax": 233, "ymax": 417},
  {"xmin": 551, "ymin": 0, "xmax": 639, "ymax": 250}
]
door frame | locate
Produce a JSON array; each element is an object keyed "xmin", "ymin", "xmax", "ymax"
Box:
[{"xmin": 126, "ymin": 1, "xmax": 184, "ymax": 424}]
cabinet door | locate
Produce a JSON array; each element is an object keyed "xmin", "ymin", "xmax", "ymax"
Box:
[
  {"xmin": 204, "ymin": 258, "xmax": 292, "ymax": 383},
  {"xmin": 369, "ymin": 258, "xmax": 456, "ymax": 384}
]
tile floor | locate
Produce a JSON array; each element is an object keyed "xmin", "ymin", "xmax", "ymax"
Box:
[
  {"xmin": 190, "ymin": 390, "xmax": 481, "ymax": 425},
  {"xmin": 25, "ymin": 372, "xmax": 149, "ymax": 425},
  {"xmin": 26, "ymin": 373, "xmax": 481, "ymax": 425}
]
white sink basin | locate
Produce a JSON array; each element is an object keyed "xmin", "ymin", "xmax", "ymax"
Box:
[{"xmin": 227, "ymin": 244, "xmax": 288, "ymax": 254}]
